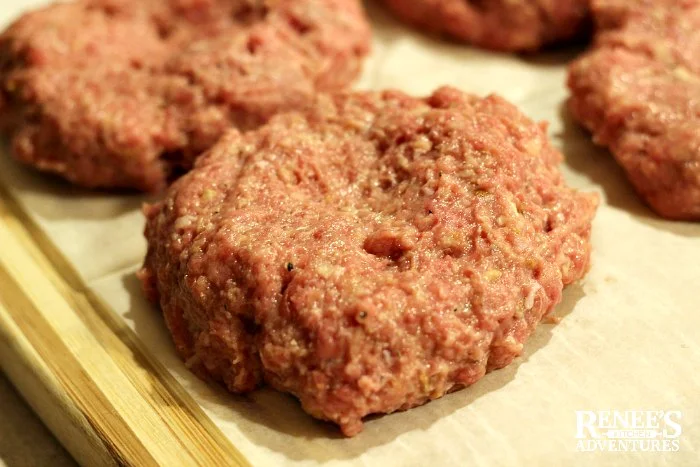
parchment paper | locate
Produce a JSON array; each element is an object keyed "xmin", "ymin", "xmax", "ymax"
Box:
[{"xmin": 1, "ymin": 1, "xmax": 699, "ymax": 465}]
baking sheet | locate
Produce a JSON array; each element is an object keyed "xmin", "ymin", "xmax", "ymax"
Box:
[{"xmin": 1, "ymin": 1, "xmax": 699, "ymax": 465}]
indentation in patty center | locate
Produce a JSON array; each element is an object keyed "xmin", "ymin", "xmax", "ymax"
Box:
[{"xmin": 363, "ymin": 229, "xmax": 415, "ymax": 261}]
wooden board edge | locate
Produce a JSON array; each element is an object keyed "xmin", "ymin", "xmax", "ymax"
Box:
[
  {"xmin": 0, "ymin": 186, "xmax": 251, "ymax": 467},
  {"xmin": 0, "ymin": 300, "xmax": 118, "ymax": 467}
]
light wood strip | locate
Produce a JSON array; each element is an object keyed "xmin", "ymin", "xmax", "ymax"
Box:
[
  {"xmin": 0, "ymin": 265, "xmax": 156, "ymax": 465},
  {"xmin": 0, "ymin": 299, "xmax": 117, "ymax": 467},
  {"xmin": 0, "ymin": 188, "xmax": 250, "ymax": 467}
]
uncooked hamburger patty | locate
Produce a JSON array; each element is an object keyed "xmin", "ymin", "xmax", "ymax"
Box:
[
  {"xmin": 139, "ymin": 87, "xmax": 598, "ymax": 436},
  {"xmin": 382, "ymin": 0, "xmax": 590, "ymax": 52},
  {"xmin": 0, "ymin": 0, "xmax": 370, "ymax": 191},
  {"xmin": 568, "ymin": 0, "xmax": 700, "ymax": 220}
]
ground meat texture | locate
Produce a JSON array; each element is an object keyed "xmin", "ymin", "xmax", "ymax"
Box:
[
  {"xmin": 139, "ymin": 87, "xmax": 598, "ymax": 436},
  {"xmin": 568, "ymin": 0, "xmax": 700, "ymax": 220},
  {"xmin": 381, "ymin": 0, "xmax": 591, "ymax": 52},
  {"xmin": 0, "ymin": 0, "xmax": 370, "ymax": 191}
]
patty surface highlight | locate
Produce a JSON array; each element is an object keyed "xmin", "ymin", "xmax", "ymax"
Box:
[
  {"xmin": 568, "ymin": 0, "xmax": 700, "ymax": 220},
  {"xmin": 0, "ymin": 0, "xmax": 370, "ymax": 191},
  {"xmin": 382, "ymin": 0, "xmax": 590, "ymax": 52},
  {"xmin": 139, "ymin": 87, "xmax": 598, "ymax": 436}
]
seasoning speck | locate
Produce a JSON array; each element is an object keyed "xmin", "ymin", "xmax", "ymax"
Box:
[{"xmin": 286, "ymin": 262, "xmax": 294, "ymax": 272}]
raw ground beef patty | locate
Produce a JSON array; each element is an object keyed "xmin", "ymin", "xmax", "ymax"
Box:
[
  {"xmin": 568, "ymin": 0, "xmax": 700, "ymax": 220},
  {"xmin": 139, "ymin": 86, "xmax": 598, "ymax": 436},
  {"xmin": 0, "ymin": 0, "xmax": 370, "ymax": 191},
  {"xmin": 382, "ymin": 0, "xmax": 591, "ymax": 52}
]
